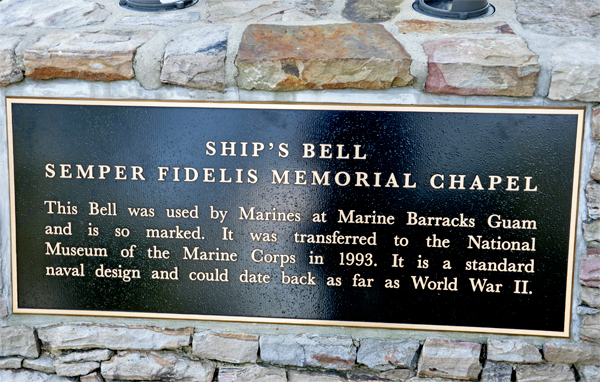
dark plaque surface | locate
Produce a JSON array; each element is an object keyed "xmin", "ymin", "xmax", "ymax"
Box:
[{"xmin": 8, "ymin": 99, "xmax": 583, "ymax": 336}]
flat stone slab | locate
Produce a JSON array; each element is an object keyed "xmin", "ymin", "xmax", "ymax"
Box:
[
  {"xmin": 0, "ymin": 35, "xmax": 23, "ymax": 86},
  {"xmin": 584, "ymin": 222, "xmax": 600, "ymax": 246},
  {"xmin": 582, "ymin": 286, "xmax": 600, "ymax": 309},
  {"xmin": 236, "ymin": 23, "xmax": 413, "ymax": 91},
  {"xmin": 590, "ymin": 147, "xmax": 600, "ymax": 181},
  {"xmin": 417, "ymin": 338, "xmax": 482, "ymax": 380},
  {"xmin": 0, "ymin": 369, "xmax": 72, "ymax": 382},
  {"xmin": 481, "ymin": 361, "xmax": 512, "ymax": 382},
  {"xmin": 487, "ymin": 340, "xmax": 541, "ymax": 363},
  {"xmin": 101, "ymin": 351, "xmax": 215, "ymax": 381},
  {"xmin": 0, "ymin": 326, "xmax": 40, "ymax": 358},
  {"xmin": 80, "ymin": 372, "xmax": 104, "ymax": 382},
  {"xmin": 218, "ymin": 365, "xmax": 287, "ymax": 382},
  {"xmin": 192, "ymin": 330, "xmax": 258, "ymax": 364},
  {"xmin": 0, "ymin": 357, "xmax": 23, "ymax": 369},
  {"xmin": 24, "ymin": 30, "xmax": 153, "ymax": 81},
  {"xmin": 515, "ymin": 363, "xmax": 576, "ymax": 382},
  {"xmin": 260, "ymin": 333, "xmax": 356, "ymax": 370},
  {"xmin": 580, "ymin": 255, "xmax": 600, "ymax": 288},
  {"xmin": 342, "ymin": 0, "xmax": 402, "ymax": 22},
  {"xmin": 578, "ymin": 365, "xmax": 600, "ymax": 382},
  {"xmin": 0, "ymin": 0, "xmax": 110, "ymax": 28},
  {"xmin": 396, "ymin": 20, "xmax": 514, "ymax": 35},
  {"xmin": 55, "ymin": 361, "xmax": 99, "ymax": 377},
  {"xmin": 206, "ymin": 0, "xmax": 333, "ymax": 23},
  {"xmin": 37, "ymin": 324, "xmax": 192, "ymax": 351},
  {"xmin": 423, "ymin": 36, "xmax": 539, "ymax": 97},
  {"xmin": 543, "ymin": 342, "xmax": 600, "ymax": 365},
  {"xmin": 23, "ymin": 355, "xmax": 55, "ymax": 374},
  {"xmin": 161, "ymin": 26, "xmax": 230, "ymax": 91},
  {"xmin": 548, "ymin": 41, "xmax": 600, "ymax": 102},
  {"xmin": 356, "ymin": 338, "xmax": 419, "ymax": 370},
  {"xmin": 58, "ymin": 349, "xmax": 114, "ymax": 363},
  {"xmin": 516, "ymin": 0, "xmax": 600, "ymax": 38},
  {"xmin": 581, "ymin": 312, "xmax": 600, "ymax": 344},
  {"xmin": 288, "ymin": 370, "xmax": 347, "ymax": 382},
  {"xmin": 117, "ymin": 12, "xmax": 201, "ymax": 26}
]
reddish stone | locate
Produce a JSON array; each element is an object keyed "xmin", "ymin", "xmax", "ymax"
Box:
[
  {"xmin": 423, "ymin": 37, "xmax": 539, "ymax": 97},
  {"xmin": 581, "ymin": 255, "xmax": 600, "ymax": 288},
  {"xmin": 236, "ymin": 23, "xmax": 413, "ymax": 91}
]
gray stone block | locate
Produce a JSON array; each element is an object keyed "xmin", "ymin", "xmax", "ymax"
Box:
[
  {"xmin": 481, "ymin": 362, "xmax": 512, "ymax": 382},
  {"xmin": 101, "ymin": 351, "xmax": 215, "ymax": 381},
  {"xmin": 357, "ymin": 338, "xmax": 419, "ymax": 370},
  {"xmin": 516, "ymin": 363, "xmax": 575, "ymax": 382},
  {"xmin": 218, "ymin": 365, "xmax": 286, "ymax": 382},
  {"xmin": 260, "ymin": 333, "xmax": 356, "ymax": 370},
  {"xmin": 55, "ymin": 361, "xmax": 99, "ymax": 377},
  {"xmin": 0, "ymin": 369, "xmax": 72, "ymax": 381},
  {"xmin": 577, "ymin": 365, "xmax": 600, "ymax": 382},
  {"xmin": 0, "ymin": 0, "xmax": 110, "ymax": 28},
  {"xmin": 58, "ymin": 349, "xmax": 114, "ymax": 363},
  {"xmin": 37, "ymin": 324, "xmax": 192, "ymax": 351},
  {"xmin": 417, "ymin": 338, "xmax": 481, "ymax": 380},
  {"xmin": 582, "ymin": 287, "xmax": 600, "ymax": 309},
  {"xmin": 548, "ymin": 41, "xmax": 600, "ymax": 102},
  {"xmin": 0, "ymin": 326, "xmax": 40, "ymax": 358},
  {"xmin": 544, "ymin": 341, "xmax": 600, "ymax": 365},
  {"xmin": 487, "ymin": 340, "xmax": 542, "ymax": 363},
  {"xmin": 0, "ymin": 357, "xmax": 23, "ymax": 369},
  {"xmin": 192, "ymin": 331, "xmax": 258, "ymax": 364},
  {"xmin": 23, "ymin": 355, "xmax": 55, "ymax": 374}
]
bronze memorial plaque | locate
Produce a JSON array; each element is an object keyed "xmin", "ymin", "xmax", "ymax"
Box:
[{"xmin": 7, "ymin": 98, "xmax": 584, "ymax": 336}]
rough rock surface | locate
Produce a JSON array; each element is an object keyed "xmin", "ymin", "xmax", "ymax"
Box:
[
  {"xmin": 582, "ymin": 286, "xmax": 600, "ymax": 309},
  {"xmin": 0, "ymin": 296, "xmax": 7, "ymax": 318},
  {"xmin": 101, "ymin": 351, "xmax": 215, "ymax": 381},
  {"xmin": 80, "ymin": 372, "xmax": 104, "ymax": 382},
  {"xmin": 581, "ymin": 313, "xmax": 600, "ymax": 343},
  {"xmin": 586, "ymin": 182, "xmax": 600, "ymax": 219},
  {"xmin": 24, "ymin": 31, "xmax": 153, "ymax": 81},
  {"xmin": 423, "ymin": 37, "xmax": 539, "ymax": 97},
  {"xmin": 161, "ymin": 26, "xmax": 230, "ymax": 91},
  {"xmin": 548, "ymin": 41, "xmax": 600, "ymax": 102},
  {"xmin": 0, "ymin": 326, "xmax": 40, "ymax": 358},
  {"xmin": 515, "ymin": 363, "xmax": 576, "ymax": 382},
  {"xmin": 593, "ymin": 108, "xmax": 600, "ymax": 140},
  {"xmin": 22, "ymin": 355, "xmax": 55, "ymax": 374},
  {"xmin": 288, "ymin": 370, "xmax": 347, "ymax": 382},
  {"xmin": 342, "ymin": 0, "xmax": 403, "ymax": 22},
  {"xmin": 590, "ymin": 146, "xmax": 600, "ymax": 181},
  {"xmin": 206, "ymin": 0, "xmax": 333, "ymax": 23},
  {"xmin": 37, "ymin": 324, "xmax": 192, "ymax": 351},
  {"xmin": 580, "ymin": 255, "xmax": 600, "ymax": 288},
  {"xmin": 396, "ymin": 20, "xmax": 514, "ymax": 35},
  {"xmin": 117, "ymin": 12, "xmax": 201, "ymax": 26},
  {"xmin": 0, "ymin": 0, "xmax": 110, "ymax": 28},
  {"xmin": 58, "ymin": 349, "xmax": 114, "ymax": 363},
  {"xmin": 260, "ymin": 333, "xmax": 356, "ymax": 370},
  {"xmin": 236, "ymin": 23, "xmax": 413, "ymax": 91},
  {"xmin": 584, "ymin": 222, "xmax": 600, "ymax": 246},
  {"xmin": 218, "ymin": 365, "xmax": 287, "ymax": 382},
  {"xmin": 55, "ymin": 361, "xmax": 100, "ymax": 377},
  {"xmin": 543, "ymin": 342, "xmax": 600, "ymax": 365},
  {"xmin": 577, "ymin": 365, "xmax": 600, "ymax": 382},
  {"xmin": 487, "ymin": 340, "xmax": 541, "ymax": 363},
  {"xmin": 0, "ymin": 357, "xmax": 23, "ymax": 369},
  {"xmin": 481, "ymin": 361, "xmax": 512, "ymax": 382},
  {"xmin": 516, "ymin": 0, "xmax": 600, "ymax": 38},
  {"xmin": 0, "ymin": 35, "xmax": 23, "ymax": 86},
  {"xmin": 356, "ymin": 338, "xmax": 419, "ymax": 370},
  {"xmin": 417, "ymin": 338, "xmax": 482, "ymax": 380},
  {"xmin": 192, "ymin": 331, "xmax": 258, "ymax": 364},
  {"xmin": 0, "ymin": 369, "xmax": 72, "ymax": 382}
]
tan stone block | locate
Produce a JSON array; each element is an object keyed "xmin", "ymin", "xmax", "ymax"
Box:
[
  {"xmin": 218, "ymin": 365, "xmax": 286, "ymax": 382},
  {"xmin": 581, "ymin": 313, "xmax": 600, "ymax": 344},
  {"xmin": 192, "ymin": 330, "xmax": 258, "ymax": 363},
  {"xmin": 487, "ymin": 340, "xmax": 542, "ymax": 363},
  {"xmin": 582, "ymin": 286, "xmax": 600, "ymax": 309},
  {"xmin": 396, "ymin": 20, "xmax": 514, "ymax": 35},
  {"xmin": 417, "ymin": 338, "xmax": 481, "ymax": 380},
  {"xmin": 24, "ymin": 31, "xmax": 153, "ymax": 81},
  {"xmin": 423, "ymin": 37, "xmax": 539, "ymax": 97},
  {"xmin": 543, "ymin": 342, "xmax": 600, "ymax": 365},
  {"xmin": 593, "ymin": 108, "xmax": 600, "ymax": 141},
  {"xmin": 236, "ymin": 23, "xmax": 413, "ymax": 91}
]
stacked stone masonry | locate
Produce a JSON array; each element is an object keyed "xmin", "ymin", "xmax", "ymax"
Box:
[
  {"xmin": 1, "ymin": 324, "xmax": 600, "ymax": 381},
  {"xmin": 0, "ymin": 0, "xmax": 599, "ymax": 381}
]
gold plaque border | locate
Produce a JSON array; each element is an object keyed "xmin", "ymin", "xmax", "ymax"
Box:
[{"xmin": 6, "ymin": 97, "xmax": 585, "ymax": 338}]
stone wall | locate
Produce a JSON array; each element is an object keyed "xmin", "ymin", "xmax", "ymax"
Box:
[{"xmin": 0, "ymin": 0, "xmax": 599, "ymax": 381}]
